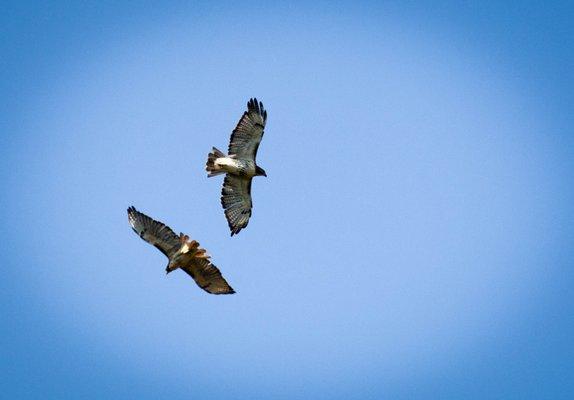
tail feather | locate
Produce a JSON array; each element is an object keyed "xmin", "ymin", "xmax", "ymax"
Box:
[{"xmin": 206, "ymin": 147, "xmax": 227, "ymax": 177}]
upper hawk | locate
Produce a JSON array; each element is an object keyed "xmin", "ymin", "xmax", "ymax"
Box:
[{"xmin": 205, "ymin": 98, "xmax": 268, "ymax": 236}]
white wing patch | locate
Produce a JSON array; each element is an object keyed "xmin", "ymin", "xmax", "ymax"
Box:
[{"xmin": 180, "ymin": 242, "xmax": 190, "ymax": 254}]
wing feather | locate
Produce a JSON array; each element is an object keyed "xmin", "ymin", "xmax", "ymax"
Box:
[
  {"xmin": 127, "ymin": 206, "xmax": 180, "ymax": 258},
  {"xmin": 227, "ymin": 98, "xmax": 267, "ymax": 160},
  {"xmin": 221, "ymin": 175, "xmax": 253, "ymax": 236},
  {"xmin": 180, "ymin": 257, "xmax": 235, "ymax": 295}
]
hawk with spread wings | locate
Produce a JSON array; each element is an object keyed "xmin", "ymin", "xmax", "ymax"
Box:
[
  {"xmin": 127, "ymin": 206, "xmax": 235, "ymax": 295},
  {"xmin": 205, "ymin": 98, "xmax": 268, "ymax": 236}
]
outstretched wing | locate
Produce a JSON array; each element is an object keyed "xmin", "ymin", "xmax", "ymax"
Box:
[
  {"xmin": 180, "ymin": 257, "xmax": 235, "ymax": 295},
  {"xmin": 228, "ymin": 98, "xmax": 267, "ymax": 160},
  {"xmin": 127, "ymin": 206, "xmax": 180, "ymax": 259},
  {"xmin": 221, "ymin": 174, "xmax": 253, "ymax": 236}
]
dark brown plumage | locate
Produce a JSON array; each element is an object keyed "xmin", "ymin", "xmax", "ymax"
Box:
[{"xmin": 127, "ymin": 206, "xmax": 235, "ymax": 295}]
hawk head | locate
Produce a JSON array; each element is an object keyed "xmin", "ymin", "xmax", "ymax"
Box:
[{"xmin": 255, "ymin": 166, "xmax": 267, "ymax": 177}]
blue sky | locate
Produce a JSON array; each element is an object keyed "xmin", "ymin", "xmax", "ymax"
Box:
[{"xmin": 1, "ymin": 1, "xmax": 573, "ymax": 399}]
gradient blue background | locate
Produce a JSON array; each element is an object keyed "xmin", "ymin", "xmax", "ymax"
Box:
[{"xmin": 2, "ymin": 1, "xmax": 573, "ymax": 398}]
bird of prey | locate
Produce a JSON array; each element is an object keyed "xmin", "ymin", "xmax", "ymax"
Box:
[
  {"xmin": 127, "ymin": 206, "xmax": 235, "ymax": 295},
  {"xmin": 205, "ymin": 98, "xmax": 268, "ymax": 236}
]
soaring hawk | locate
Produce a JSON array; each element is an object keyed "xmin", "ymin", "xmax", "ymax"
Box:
[
  {"xmin": 127, "ymin": 206, "xmax": 235, "ymax": 295},
  {"xmin": 205, "ymin": 98, "xmax": 268, "ymax": 236}
]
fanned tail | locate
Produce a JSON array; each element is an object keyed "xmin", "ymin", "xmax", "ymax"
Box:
[{"xmin": 206, "ymin": 147, "xmax": 227, "ymax": 177}]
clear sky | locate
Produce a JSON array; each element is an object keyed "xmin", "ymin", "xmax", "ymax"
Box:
[{"xmin": 1, "ymin": 1, "xmax": 573, "ymax": 399}]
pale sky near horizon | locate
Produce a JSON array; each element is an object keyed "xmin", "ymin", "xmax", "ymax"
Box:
[{"xmin": 2, "ymin": 1, "xmax": 573, "ymax": 399}]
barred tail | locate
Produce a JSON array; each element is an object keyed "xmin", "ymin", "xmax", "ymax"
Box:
[{"xmin": 206, "ymin": 147, "xmax": 226, "ymax": 177}]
